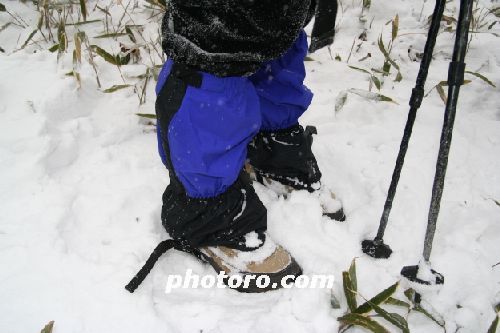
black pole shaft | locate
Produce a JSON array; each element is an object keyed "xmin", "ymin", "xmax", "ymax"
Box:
[
  {"xmin": 422, "ymin": 0, "xmax": 473, "ymax": 261},
  {"xmin": 375, "ymin": 0, "xmax": 447, "ymax": 240}
]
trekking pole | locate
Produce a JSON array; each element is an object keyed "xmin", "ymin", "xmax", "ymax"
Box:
[
  {"xmin": 401, "ymin": 0, "xmax": 473, "ymax": 285},
  {"xmin": 362, "ymin": 0, "xmax": 447, "ymax": 259}
]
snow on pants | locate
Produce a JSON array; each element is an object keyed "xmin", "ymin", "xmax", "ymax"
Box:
[{"xmin": 155, "ymin": 31, "xmax": 313, "ymax": 199}]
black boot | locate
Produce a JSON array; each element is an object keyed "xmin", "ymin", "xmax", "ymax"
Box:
[
  {"xmin": 247, "ymin": 124, "xmax": 322, "ymax": 192},
  {"xmin": 247, "ymin": 124, "xmax": 345, "ymax": 221},
  {"xmin": 125, "ymin": 171, "xmax": 303, "ymax": 293}
]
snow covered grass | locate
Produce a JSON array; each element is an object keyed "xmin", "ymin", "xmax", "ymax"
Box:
[{"xmin": 0, "ymin": 1, "xmax": 499, "ymax": 332}]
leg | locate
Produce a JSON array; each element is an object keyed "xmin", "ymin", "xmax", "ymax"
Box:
[
  {"xmin": 155, "ymin": 59, "xmax": 265, "ymax": 249},
  {"xmin": 154, "ymin": 60, "xmax": 302, "ymax": 291},
  {"xmin": 247, "ymin": 31, "xmax": 345, "ymax": 220}
]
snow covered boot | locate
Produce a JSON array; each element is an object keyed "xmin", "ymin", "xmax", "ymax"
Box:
[
  {"xmin": 125, "ymin": 171, "xmax": 302, "ymax": 293},
  {"xmin": 246, "ymin": 124, "xmax": 345, "ymax": 221},
  {"xmin": 200, "ymin": 235, "xmax": 302, "ymax": 293}
]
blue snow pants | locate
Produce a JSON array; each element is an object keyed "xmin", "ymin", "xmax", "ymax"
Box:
[{"xmin": 156, "ymin": 31, "xmax": 313, "ymax": 198}]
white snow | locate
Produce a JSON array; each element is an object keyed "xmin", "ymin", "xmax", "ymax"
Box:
[{"xmin": 0, "ymin": 1, "xmax": 499, "ymax": 332}]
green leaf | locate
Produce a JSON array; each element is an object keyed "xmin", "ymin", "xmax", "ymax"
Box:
[
  {"xmin": 0, "ymin": 3, "xmax": 6, "ymax": 12},
  {"xmin": 495, "ymin": 303, "xmax": 500, "ymax": 313},
  {"xmin": 490, "ymin": 7, "xmax": 500, "ymax": 18},
  {"xmin": 90, "ymin": 45, "xmax": 129, "ymax": 66},
  {"xmin": 436, "ymin": 83, "xmax": 447, "ymax": 104},
  {"xmin": 48, "ymin": 44, "xmax": 59, "ymax": 53},
  {"xmin": 304, "ymin": 56, "xmax": 314, "ymax": 61},
  {"xmin": 94, "ymin": 32, "xmax": 128, "ymax": 39},
  {"xmin": 21, "ymin": 29, "xmax": 38, "ymax": 49},
  {"xmin": 384, "ymin": 297, "xmax": 411, "ymax": 309},
  {"xmin": 79, "ymin": 0, "xmax": 87, "ymax": 21},
  {"xmin": 488, "ymin": 315, "xmax": 499, "ymax": 333},
  {"xmin": 348, "ymin": 65, "xmax": 371, "ymax": 75},
  {"xmin": 378, "ymin": 37, "xmax": 400, "ymax": 71},
  {"xmin": 342, "ymin": 271, "xmax": 357, "ymax": 312},
  {"xmin": 371, "ymin": 75, "xmax": 381, "ymax": 90},
  {"xmin": 40, "ymin": 320, "xmax": 54, "ymax": 333},
  {"xmin": 136, "ymin": 113, "xmax": 157, "ymax": 119},
  {"xmin": 369, "ymin": 301, "xmax": 409, "ymax": 333},
  {"xmin": 465, "ymin": 70, "xmax": 496, "ymax": 88},
  {"xmin": 0, "ymin": 22, "xmax": 12, "ymax": 33},
  {"xmin": 354, "ymin": 282, "xmax": 399, "ymax": 314},
  {"xmin": 335, "ymin": 91, "xmax": 348, "ymax": 113},
  {"xmin": 404, "ymin": 288, "xmax": 416, "ymax": 302},
  {"xmin": 67, "ymin": 19, "xmax": 101, "ymax": 26},
  {"xmin": 347, "ymin": 88, "xmax": 398, "ymax": 104},
  {"xmin": 414, "ymin": 305, "xmax": 445, "ymax": 328},
  {"xmin": 395, "ymin": 71, "xmax": 403, "ymax": 82},
  {"xmin": 125, "ymin": 26, "xmax": 136, "ymax": 43},
  {"xmin": 330, "ymin": 291, "xmax": 341, "ymax": 309},
  {"xmin": 338, "ymin": 313, "xmax": 390, "ymax": 333},
  {"xmin": 21, "ymin": 12, "xmax": 43, "ymax": 49},
  {"xmin": 103, "ymin": 84, "xmax": 132, "ymax": 93},
  {"xmin": 348, "ymin": 259, "xmax": 357, "ymax": 293},
  {"xmin": 392, "ymin": 15, "xmax": 399, "ymax": 41},
  {"xmin": 58, "ymin": 22, "xmax": 67, "ymax": 53}
]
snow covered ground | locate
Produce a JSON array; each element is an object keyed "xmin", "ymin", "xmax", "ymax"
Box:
[{"xmin": 0, "ymin": 1, "xmax": 499, "ymax": 332}]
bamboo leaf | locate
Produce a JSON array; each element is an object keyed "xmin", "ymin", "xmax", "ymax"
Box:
[
  {"xmin": 94, "ymin": 32, "xmax": 128, "ymax": 39},
  {"xmin": 48, "ymin": 44, "xmax": 59, "ymax": 52},
  {"xmin": 348, "ymin": 88, "xmax": 398, "ymax": 104},
  {"xmin": 354, "ymin": 282, "xmax": 399, "ymax": 314},
  {"xmin": 465, "ymin": 70, "xmax": 497, "ymax": 88},
  {"xmin": 342, "ymin": 271, "xmax": 357, "ymax": 312},
  {"xmin": 490, "ymin": 7, "xmax": 500, "ymax": 18},
  {"xmin": 335, "ymin": 90, "xmax": 348, "ymax": 113},
  {"xmin": 371, "ymin": 75, "xmax": 381, "ymax": 90},
  {"xmin": 0, "ymin": 3, "xmax": 6, "ymax": 11},
  {"xmin": 104, "ymin": 84, "xmax": 132, "ymax": 93},
  {"xmin": 67, "ymin": 19, "xmax": 101, "ymax": 26},
  {"xmin": 79, "ymin": 0, "xmax": 87, "ymax": 21},
  {"xmin": 378, "ymin": 37, "xmax": 400, "ymax": 70},
  {"xmin": 0, "ymin": 22, "xmax": 12, "ymax": 33},
  {"xmin": 395, "ymin": 71, "xmax": 403, "ymax": 82},
  {"xmin": 74, "ymin": 33, "xmax": 82, "ymax": 65},
  {"xmin": 404, "ymin": 288, "xmax": 416, "ymax": 302},
  {"xmin": 136, "ymin": 113, "xmax": 157, "ymax": 119},
  {"xmin": 348, "ymin": 259, "xmax": 357, "ymax": 293},
  {"xmin": 330, "ymin": 291, "xmax": 341, "ymax": 309},
  {"xmin": 488, "ymin": 315, "xmax": 499, "ymax": 333},
  {"xmin": 57, "ymin": 20, "xmax": 67, "ymax": 53},
  {"xmin": 90, "ymin": 45, "xmax": 129, "ymax": 66},
  {"xmin": 392, "ymin": 15, "xmax": 399, "ymax": 41},
  {"xmin": 21, "ymin": 29, "xmax": 38, "ymax": 49},
  {"xmin": 40, "ymin": 320, "xmax": 54, "ymax": 333},
  {"xmin": 125, "ymin": 26, "xmax": 136, "ymax": 43},
  {"xmin": 369, "ymin": 301, "xmax": 409, "ymax": 333},
  {"xmin": 348, "ymin": 65, "xmax": 371, "ymax": 75},
  {"xmin": 338, "ymin": 313, "xmax": 390, "ymax": 333},
  {"xmin": 414, "ymin": 305, "xmax": 445, "ymax": 328},
  {"xmin": 21, "ymin": 13, "xmax": 43, "ymax": 50},
  {"xmin": 384, "ymin": 297, "xmax": 411, "ymax": 309},
  {"xmin": 436, "ymin": 83, "xmax": 447, "ymax": 104}
]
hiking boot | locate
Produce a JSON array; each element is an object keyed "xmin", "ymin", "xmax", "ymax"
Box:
[
  {"xmin": 200, "ymin": 233, "xmax": 302, "ymax": 293},
  {"xmin": 125, "ymin": 172, "xmax": 303, "ymax": 293},
  {"xmin": 247, "ymin": 124, "xmax": 345, "ymax": 221}
]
